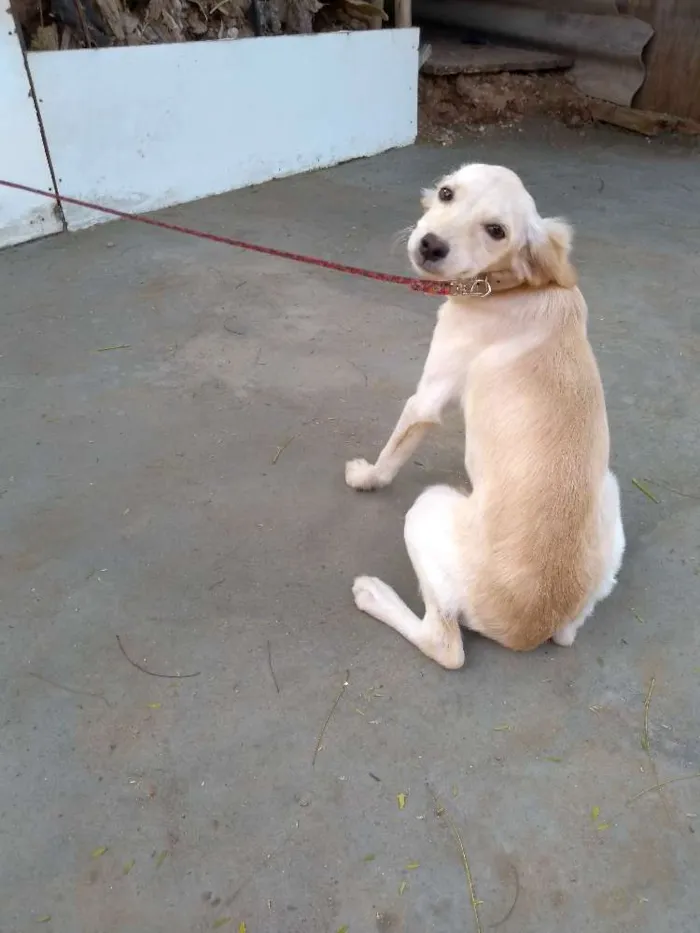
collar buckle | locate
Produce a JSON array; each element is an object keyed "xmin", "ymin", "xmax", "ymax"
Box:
[{"xmin": 450, "ymin": 276, "xmax": 492, "ymax": 299}]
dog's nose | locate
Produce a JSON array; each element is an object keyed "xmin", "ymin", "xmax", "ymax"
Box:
[{"xmin": 419, "ymin": 233, "xmax": 449, "ymax": 263}]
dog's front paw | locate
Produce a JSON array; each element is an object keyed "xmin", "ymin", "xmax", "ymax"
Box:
[
  {"xmin": 352, "ymin": 575, "xmax": 386, "ymax": 615},
  {"xmin": 345, "ymin": 458, "xmax": 384, "ymax": 491}
]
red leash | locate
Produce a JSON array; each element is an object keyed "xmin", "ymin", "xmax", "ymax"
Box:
[{"xmin": 0, "ymin": 178, "xmax": 452, "ymax": 297}]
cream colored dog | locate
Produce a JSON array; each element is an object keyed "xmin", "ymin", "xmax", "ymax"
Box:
[{"xmin": 345, "ymin": 163, "xmax": 624, "ymax": 669}]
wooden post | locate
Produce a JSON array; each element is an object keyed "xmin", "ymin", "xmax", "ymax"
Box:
[
  {"xmin": 369, "ymin": 0, "xmax": 384, "ymax": 30},
  {"xmin": 394, "ymin": 0, "xmax": 411, "ymax": 28}
]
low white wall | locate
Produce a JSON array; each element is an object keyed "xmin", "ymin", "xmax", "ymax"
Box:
[
  {"xmin": 28, "ymin": 29, "xmax": 419, "ymax": 231},
  {"xmin": 0, "ymin": 8, "xmax": 63, "ymax": 247}
]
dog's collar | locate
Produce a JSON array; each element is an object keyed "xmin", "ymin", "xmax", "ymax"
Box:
[{"xmin": 448, "ymin": 270, "xmax": 523, "ymax": 299}]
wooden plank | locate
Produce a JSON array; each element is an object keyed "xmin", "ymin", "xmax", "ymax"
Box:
[
  {"xmin": 589, "ymin": 99, "xmax": 700, "ymax": 136},
  {"xmin": 632, "ymin": 0, "xmax": 700, "ymax": 120},
  {"xmin": 422, "ymin": 39, "xmax": 573, "ymax": 76}
]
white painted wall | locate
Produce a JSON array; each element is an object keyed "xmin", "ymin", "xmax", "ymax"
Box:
[
  {"xmin": 28, "ymin": 29, "xmax": 419, "ymax": 231},
  {"xmin": 0, "ymin": 8, "xmax": 63, "ymax": 247}
]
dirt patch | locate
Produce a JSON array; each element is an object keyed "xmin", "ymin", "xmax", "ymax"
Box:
[{"xmin": 419, "ymin": 71, "xmax": 593, "ymax": 145}]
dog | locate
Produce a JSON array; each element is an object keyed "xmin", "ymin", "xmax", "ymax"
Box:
[{"xmin": 345, "ymin": 163, "xmax": 624, "ymax": 669}]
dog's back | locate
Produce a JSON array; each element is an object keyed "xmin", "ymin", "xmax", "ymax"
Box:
[{"xmin": 459, "ymin": 287, "xmax": 610, "ymax": 650}]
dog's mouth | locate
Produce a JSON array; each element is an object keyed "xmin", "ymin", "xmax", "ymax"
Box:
[
  {"xmin": 409, "ymin": 249, "xmax": 451, "ymax": 280},
  {"xmin": 410, "ymin": 253, "xmax": 482, "ymax": 285}
]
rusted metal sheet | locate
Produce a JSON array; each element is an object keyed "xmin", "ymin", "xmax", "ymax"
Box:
[{"xmin": 413, "ymin": 0, "xmax": 654, "ymax": 106}]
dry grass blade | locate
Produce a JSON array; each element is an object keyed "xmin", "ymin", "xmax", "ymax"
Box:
[
  {"xmin": 267, "ymin": 640, "xmax": 280, "ymax": 694},
  {"xmin": 93, "ymin": 0, "xmax": 127, "ymax": 40},
  {"xmin": 226, "ymin": 816, "xmax": 301, "ymax": 905},
  {"xmin": 641, "ymin": 676, "xmax": 655, "ymax": 753},
  {"xmin": 628, "ymin": 772, "xmax": 700, "ymax": 805},
  {"xmin": 272, "ymin": 435, "xmax": 296, "ymax": 464},
  {"xmin": 312, "ymin": 670, "xmax": 350, "ymax": 767},
  {"xmin": 641, "ymin": 477, "xmax": 700, "ymax": 501},
  {"xmin": 489, "ymin": 862, "xmax": 520, "ymax": 928},
  {"xmin": 116, "ymin": 635, "xmax": 200, "ymax": 678},
  {"xmin": 428, "ymin": 785, "xmax": 482, "ymax": 933},
  {"xmin": 71, "ymin": 0, "xmax": 94, "ymax": 47},
  {"xmin": 632, "ymin": 478, "xmax": 660, "ymax": 503},
  {"xmin": 341, "ymin": 0, "xmax": 388, "ymax": 20},
  {"xmin": 640, "ymin": 676, "xmax": 672, "ymax": 821},
  {"xmin": 28, "ymin": 671, "xmax": 110, "ymax": 705}
]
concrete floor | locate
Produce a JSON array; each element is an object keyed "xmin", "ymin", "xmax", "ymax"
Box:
[{"xmin": 1, "ymin": 122, "xmax": 699, "ymax": 933}]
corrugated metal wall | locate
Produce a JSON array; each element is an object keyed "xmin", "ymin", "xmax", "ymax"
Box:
[{"xmin": 415, "ymin": 0, "xmax": 699, "ymax": 119}]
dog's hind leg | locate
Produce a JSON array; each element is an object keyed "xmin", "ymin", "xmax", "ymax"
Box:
[
  {"xmin": 551, "ymin": 604, "xmax": 594, "ymax": 647},
  {"xmin": 352, "ymin": 485, "xmax": 467, "ymax": 669},
  {"xmin": 553, "ymin": 469, "xmax": 625, "ymax": 647},
  {"xmin": 594, "ymin": 469, "xmax": 625, "ymax": 602}
]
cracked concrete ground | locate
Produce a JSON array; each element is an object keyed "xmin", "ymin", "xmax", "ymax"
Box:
[{"xmin": 1, "ymin": 122, "xmax": 699, "ymax": 933}]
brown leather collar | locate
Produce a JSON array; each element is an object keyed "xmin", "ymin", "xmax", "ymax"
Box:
[{"xmin": 448, "ymin": 270, "xmax": 524, "ymax": 298}]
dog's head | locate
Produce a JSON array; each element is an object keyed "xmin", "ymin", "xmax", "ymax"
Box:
[{"xmin": 407, "ymin": 163, "xmax": 576, "ymax": 289}]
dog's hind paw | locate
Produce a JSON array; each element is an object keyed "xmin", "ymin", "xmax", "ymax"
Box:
[
  {"xmin": 345, "ymin": 458, "xmax": 384, "ymax": 491},
  {"xmin": 552, "ymin": 621, "xmax": 578, "ymax": 646}
]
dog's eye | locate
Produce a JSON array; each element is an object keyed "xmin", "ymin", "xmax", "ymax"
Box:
[
  {"xmin": 485, "ymin": 223, "xmax": 507, "ymax": 241},
  {"xmin": 438, "ymin": 186, "xmax": 454, "ymax": 203}
]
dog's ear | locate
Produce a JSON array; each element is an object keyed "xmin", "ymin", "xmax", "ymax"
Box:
[{"xmin": 516, "ymin": 217, "xmax": 577, "ymax": 288}]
